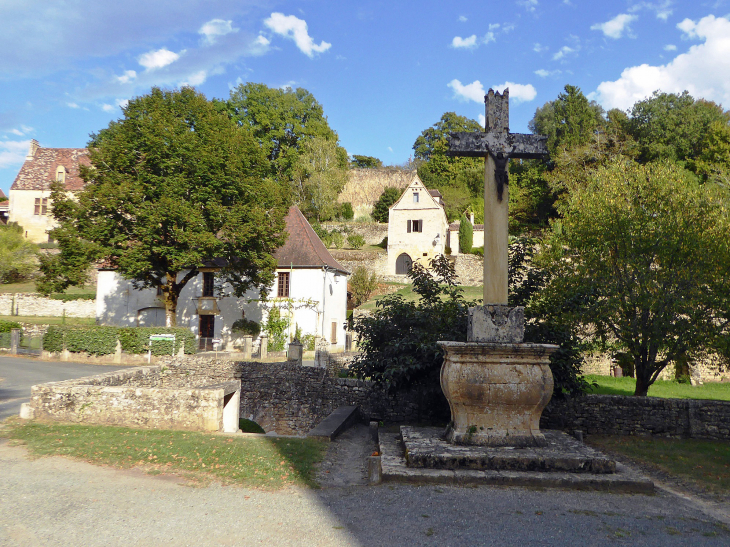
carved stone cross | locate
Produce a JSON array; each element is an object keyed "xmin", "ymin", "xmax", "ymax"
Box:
[{"xmin": 447, "ymin": 88, "xmax": 547, "ymax": 307}]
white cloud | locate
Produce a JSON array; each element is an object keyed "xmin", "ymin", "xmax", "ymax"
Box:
[
  {"xmin": 629, "ymin": 1, "xmax": 673, "ymax": 21},
  {"xmin": 264, "ymin": 13, "xmax": 331, "ymax": 57},
  {"xmin": 534, "ymin": 69, "xmax": 561, "ymax": 77},
  {"xmin": 9, "ymin": 125, "xmax": 33, "ymax": 136},
  {"xmin": 593, "ymin": 15, "xmax": 730, "ymax": 110},
  {"xmin": 138, "ymin": 48, "xmax": 180, "ymax": 70},
  {"xmin": 518, "ymin": 0, "xmax": 538, "ymax": 13},
  {"xmin": 489, "ymin": 23, "xmax": 500, "ymax": 31},
  {"xmin": 451, "ymin": 35, "xmax": 477, "ymax": 49},
  {"xmin": 199, "ymin": 19, "xmax": 238, "ymax": 44},
  {"xmin": 483, "ymin": 32, "xmax": 496, "ymax": 44},
  {"xmin": 67, "ymin": 102, "xmax": 79, "ymax": 109},
  {"xmin": 387, "ymin": 146, "xmax": 393, "ymax": 152},
  {"xmin": 117, "ymin": 99, "xmax": 129, "ymax": 109},
  {"xmin": 115, "ymin": 70, "xmax": 137, "ymax": 84},
  {"xmin": 102, "ymin": 104, "xmax": 115, "ymax": 112},
  {"xmin": 448, "ymin": 79, "xmax": 486, "ymax": 103},
  {"xmin": 533, "ymin": 43, "xmax": 547, "ymax": 53},
  {"xmin": 491, "ymin": 82, "xmax": 537, "ymax": 103},
  {"xmin": 0, "ymin": 139, "xmax": 30, "ymax": 168},
  {"xmin": 591, "ymin": 14, "xmax": 637, "ymax": 39},
  {"xmin": 664, "ymin": 44, "xmax": 677, "ymax": 51},
  {"xmin": 478, "ymin": 113, "xmax": 486, "ymax": 127},
  {"xmin": 256, "ymin": 35, "xmax": 270, "ymax": 46},
  {"xmin": 459, "ymin": 15, "xmax": 468, "ymax": 22},
  {"xmin": 181, "ymin": 70, "xmax": 207, "ymax": 87},
  {"xmin": 552, "ymin": 45, "xmax": 577, "ymax": 61}
]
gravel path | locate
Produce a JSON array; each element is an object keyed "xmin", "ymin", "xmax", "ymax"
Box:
[{"xmin": 2, "ymin": 429, "xmax": 730, "ymax": 546}]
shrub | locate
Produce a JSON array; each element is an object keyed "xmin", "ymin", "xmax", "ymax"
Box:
[
  {"xmin": 264, "ymin": 307, "xmax": 289, "ymax": 352},
  {"xmin": 43, "ymin": 326, "xmax": 195, "ymax": 356},
  {"xmin": 0, "ymin": 319, "xmax": 21, "ymax": 333},
  {"xmin": 231, "ymin": 318, "xmax": 261, "ymax": 338},
  {"xmin": 329, "ymin": 231, "xmax": 345, "ymax": 249},
  {"xmin": 371, "ymin": 187, "xmax": 402, "ymax": 223},
  {"xmin": 355, "ymin": 214, "xmax": 372, "ymax": 223},
  {"xmin": 471, "ymin": 246, "xmax": 484, "ymax": 257},
  {"xmin": 118, "ymin": 327, "xmax": 195, "ymax": 355},
  {"xmin": 347, "ymin": 234, "xmax": 366, "ymax": 249},
  {"xmin": 458, "ymin": 214, "xmax": 473, "ymax": 254},
  {"xmin": 339, "ymin": 202, "xmax": 354, "ymax": 220},
  {"xmin": 301, "ymin": 334, "xmax": 316, "ymax": 351},
  {"xmin": 378, "ymin": 236, "xmax": 388, "ymax": 249},
  {"xmin": 49, "ymin": 293, "xmax": 96, "ymax": 302},
  {"xmin": 350, "ymin": 266, "xmax": 379, "ymax": 307},
  {"xmin": 0, "ymin": 223, "xmax": 38, "ymax": 283}
]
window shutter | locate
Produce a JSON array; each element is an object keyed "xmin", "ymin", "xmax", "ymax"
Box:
[
  {"xmin": 419, "ymin": 219, "xmax": 423, "ymax": 232},
  {"xmin": 407, "ymin": 220, "xmax": 411, "ymax": 233}
]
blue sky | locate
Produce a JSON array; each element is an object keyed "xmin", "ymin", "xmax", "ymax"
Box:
[{"xmin": 2, "ymin": 1, "xmax": 730, "ymax": 196}]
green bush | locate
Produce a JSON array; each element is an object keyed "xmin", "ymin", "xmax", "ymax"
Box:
[
  {"xmin": 49, "ymin": 293, "xmax": 96, "ymax": 302},
  {"xmin": 347, "ymin": 234, "xmax": 366, "ymax": 249},
  {"xmin": 339, "ymin": 202, "xmax": 354, "ymax": 220},
  {"xmin": 378, "ymin": 236, "xmax": 388, "ymax": 249},
  {"xmin": 43, "ymin": 326, "xmax": 195, "ymax": 356},
  {"xmin": 372, "ymin": 187, "xmax": 401, "ymax": 223},
  {"xmin": 231, "ymin": 318, "xmax": 261, "ymax": 338},
  {"xmin": 301, "ymin": 334, "xmax": 316, "ymax": 351},
  {"xmin": 471, "ymin": 246, "xmax": 484, "ymax": 257},
  {"xmin": 0, "ymin": 319, "xmax": 21, "ymax": 333},
  {"xmin": 329, "ymin": 231, "xmax": 345, "ymax": 249},
  {"xmin": 350, "ymin": 266, "xmax": 379, "ymax": 307},
  {"xmin": 458, "ymin": 214, "xmax": 473, "ymax": 254},
  {"xmin": 265, "ymin": 307, "xmax": 289, "ymax": 352}
]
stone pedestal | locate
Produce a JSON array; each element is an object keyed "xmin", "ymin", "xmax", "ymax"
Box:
[{"xmin": 439, "ymin": 340, "xmax": 557, "ymax": 447}]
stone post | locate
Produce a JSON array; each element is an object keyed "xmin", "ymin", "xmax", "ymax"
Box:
[
  {"xmin": 259, "ymin": 335, "xmax": 268, "ymax": 359},
  {"xmin": 10, "ymin": 328, "xmax": 20, "ymax": 355},
  {"xmin": 242, "ymin": 335, "xmax": 253, "ymax": 359},
  {"xmin": 287, "ymin": 340, "xmax": 303, "ymax": 364}
]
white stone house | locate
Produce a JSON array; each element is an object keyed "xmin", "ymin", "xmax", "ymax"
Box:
[
  {"xmin": 8, "ymin": 140, "xmax": 89, "ymax": 243},
  {"xmin": 96, "ymin": 206, "xmax": 350, "ymax": 351},
  {"xmin": 386, "ymin": 175, "xmax": 449, "ymax": 275}
]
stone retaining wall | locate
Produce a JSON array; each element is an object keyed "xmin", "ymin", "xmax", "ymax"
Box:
[
  {"xmin": 1, "ymin": 293, "xmax": 96, "ymax": 318},
  {"xmin": 541, "ymin": 394, "xmax": 730, "ymax": 441},
  {"xmin": 323, "ymin": 223, "xmax": 388, "ymax": 245}
]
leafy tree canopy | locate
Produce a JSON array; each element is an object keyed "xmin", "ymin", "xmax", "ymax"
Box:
[
  {"xmin": 0, "ymin": 223, "xmax": 38, "ymax": 283},
  {"xmin": 223, "ymin": 83, "xmax": 345, "ymax": 184},
  {"xmin": 413, "ymin": 112, "xmax": 482, "ymax": 161},
  {"xmin": 371, "ymin": 186, "xmax": 402, "ymax": 223},
  {"xmin": 350, "ymin": 155, "xmax": 383, "ymax": 169},
  {"xmin": 292, "ymin": 135, "xmax": 349, "ymax": 221},
  {"xmin": 41, "ymin": 87, "xmax": 290, "ymax": 326},
  {"xmin": 540, "ymin": 159, "xmax": 730, "ymax": 396}
]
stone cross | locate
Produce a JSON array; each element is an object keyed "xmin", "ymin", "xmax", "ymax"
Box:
[{"xmin": 447, "ymin": 89, "xmax": 547, "ymax": 306}]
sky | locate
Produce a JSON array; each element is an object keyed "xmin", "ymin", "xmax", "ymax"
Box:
[{"xmin": 2, "ymin": 0, "xmax": 730, "ymax": 196}]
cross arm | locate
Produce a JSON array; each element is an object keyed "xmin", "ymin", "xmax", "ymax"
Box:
[{"xmin": 446, "ymin": 132, "xmax": 548, "ymax": 159}]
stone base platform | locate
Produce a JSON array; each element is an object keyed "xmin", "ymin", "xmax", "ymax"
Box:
[
  {"xmin": 377, "ymin": 427, "xmax": 654, "ymax": 493},
  {"xmin": 403, "ymin": 427, "xmax": 615, "ymax": 474}
]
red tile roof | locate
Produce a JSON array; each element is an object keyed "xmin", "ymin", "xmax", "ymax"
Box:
[
  {"xmin": 11, "ymin": 145, "xmax": 89, "ymax": 192},
  {"xmin": 273, "ymin": 206, "xmax": 349, "ymax": 274}
]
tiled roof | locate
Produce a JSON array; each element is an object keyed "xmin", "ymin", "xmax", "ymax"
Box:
[
  {"xmin": 0, "ymin": 189, "xmax": 6, "ymax": 199},
  {"xmin": 448, "ymin": 221, "xmax": 484, "ymax": 231},
  {"xmin": 273, "ymin": 206, "xmax": 350, "ymax": 274},
  {"xmin": 428, "ymin": 189, "xmax": 442, "ymax": 198},
  {"xmin": 11, "ymin": 145, "xmax": 89, "ymax": 192}
]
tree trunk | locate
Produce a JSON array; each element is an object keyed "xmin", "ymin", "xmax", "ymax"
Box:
[
  {"xmin": 163, "ymin": 273, "xmax": 179, "ymax": 327},
  {"xmin": 634, "ymin": 373, "xmax": 650, "ymax": 396}
]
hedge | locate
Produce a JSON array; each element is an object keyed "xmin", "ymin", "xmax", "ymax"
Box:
[
  {"xmin": 0, "ymin": 319, "xmax": 22, "ymax": 333},
  {"xmin": 48, "ymin": 293, "xmax": 96, "ymax": 302},
  {"xmin": 43, "ymin": 326, "xmax": 196, "ymax": 356}
]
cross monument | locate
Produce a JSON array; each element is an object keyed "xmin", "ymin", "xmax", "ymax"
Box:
[{"xmin": 447, "ymin": 89, "xmax": 547, "ymax": 308}]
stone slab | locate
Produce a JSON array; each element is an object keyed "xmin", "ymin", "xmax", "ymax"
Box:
[
  {"xmin": 402, "ymin": 426, "xmax": 615, "ymax": 474},
  {"xmin": 379, "ymin": 429, "xmax": 654, "ymax": 493},
  {"xmin": 307, "ymin": 405, "xmax": 360, "ymax": 441},
  {"xmin": 467, "ymin": 305, "xmax": 525, "ymax": 343}
]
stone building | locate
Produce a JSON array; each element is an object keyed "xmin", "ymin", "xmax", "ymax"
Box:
[
  {"xmin": 446, "ymin": 213, "xmax": 486, "ymax": 255},
  {"xmin": 96, "ymin": 206, "xmax": 350, "ymax": 351},
  {"xmin": 8, "ymin": 140, "xmax": 89, "ymax": 243},
  {"xmin": 386, "ymin": 175, "xmax": 449, "ymax": 275}
]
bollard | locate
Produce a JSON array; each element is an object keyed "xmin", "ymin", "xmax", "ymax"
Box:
[
  {"xmin": 10, "ymin": 328, "xmax": 20, "ymax": 355},
  {"xmin": 242, "ymin": 335, "xmax": 252, "ymax": 359},
  {"xmin": 259, "ymin": 335, "xmax": 268, "ymax": 359}
]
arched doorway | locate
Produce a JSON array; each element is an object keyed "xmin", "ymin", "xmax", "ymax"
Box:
[{"xmin": 395, "ymin": 253, "xmax": 413, "ymax": 275}]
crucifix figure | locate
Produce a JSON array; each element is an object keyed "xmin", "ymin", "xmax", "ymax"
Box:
[{"xmin": 447, "ymin": 88, "xmax": 547, "ymax": 307}]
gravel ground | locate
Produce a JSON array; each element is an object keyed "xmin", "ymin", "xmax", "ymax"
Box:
[{"xmin": 2, "ymin": 426, "xmax": 730, "ymax": 547}]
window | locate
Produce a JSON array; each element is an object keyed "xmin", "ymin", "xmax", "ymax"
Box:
[
  {"xmin": 56, "ymin": 166, "xmax": 66, "ymax": 183},
  {"xmin": 407, "ymin": 219, "xmax": 423, "ymax": 233},
  {"xmin": 277, "ymin": 272, "xmax": 290, "ymax": 298},
  {"xmin": 413, "ymin": 192, "xmax": 419, "ymax": 203},
  {"xmin": 202, "ymin": 272, "xmax": 215, "ymax": 297},
  {"xmin": 34, "ymin": 198, "xmax": 48, "ymax": 216}
]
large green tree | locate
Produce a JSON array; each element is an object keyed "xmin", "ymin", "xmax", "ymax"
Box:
[
  {"xmin": 223, "ymin": 83, "xmax": 346, "ymax": 188},
  {"xmin": 0, "ymin": 223, "xmax": 38, "ymax": 283},
  {"xmin": 292, "ymin": 136, "xmax": 349, "ymax": 221},
  {"xmin": 41, "ymin": 87, "xmax": 290, "ymax": 326},
  {"xmin": 540, "ymin": 159, "xmax": 730, "ymax": 396}
]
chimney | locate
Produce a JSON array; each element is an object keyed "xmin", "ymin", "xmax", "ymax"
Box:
[
  {"xmin": 469, "ymin": 212, "xmax": 474, "ymax": 224},
  {"xmin": 26, "ymin": 139, "xmax": 39, "ymax": 160}
]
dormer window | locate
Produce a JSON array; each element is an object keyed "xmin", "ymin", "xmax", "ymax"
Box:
[{"xmin": 56, "ymin": 166, "xmax": 66, "ymax": 183}]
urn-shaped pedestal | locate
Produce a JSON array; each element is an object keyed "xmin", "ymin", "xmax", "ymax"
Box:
[{"xmin": 438, "ymin": 341, "xmax": 557, "ymax": 447}]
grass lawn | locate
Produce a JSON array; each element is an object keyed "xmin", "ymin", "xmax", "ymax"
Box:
[
  {"xmin": 0, "ymin": 315, "xmax": 96, "ymax": 327},
  {"xmin": 585, "ymin": 375, "xmax": 730, "ymax": 401},
  {"xmin": 3, "ymin": 421, "xmax": 327, "ymax": 489},
  {"xmin": 0, "ymin": 282, "xmax": 97, "ymax": 295},
  {"xmin": 587, "ymin": 435, "xmax": 730, "ymax": 498},
  {"xmin": 357, "ymin": 283, "xmax": 483, "ymax": 312}
]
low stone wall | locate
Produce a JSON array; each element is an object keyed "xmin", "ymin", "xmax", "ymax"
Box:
[
  {"xmin": 322, "ymin": 223, "xmax": 388, "ymax": 245},
  {"xmin": 29, "ymin": 360, "xmax": 241, "ymax": 432},
  {"xmin": 541, "ymin": 394, "xmax": 730, "ymax": 441},
  {"xmin": 453, "ymin": 254, "xmax": 483, "ymax": 286},
  {"xmin": 1, "ymin": 293, "xmax": 96, "ymax": 318}
]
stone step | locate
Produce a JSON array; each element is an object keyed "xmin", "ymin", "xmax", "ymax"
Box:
[{"xmin": 307, "ymin": 405, "xmax": 360, "ymax": 441}]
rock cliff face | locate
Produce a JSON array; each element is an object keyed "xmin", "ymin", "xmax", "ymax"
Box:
[{"xmin": 338, "ymin": 168, "xmax": 414, "ymax": 211}]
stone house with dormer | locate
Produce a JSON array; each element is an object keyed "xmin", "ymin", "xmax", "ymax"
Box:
[
  {"xmin": 96, "ymin": 206, "xmax": 350, "ymax": 351},
  {"xmin": 387, "ymin": 175, "xmax": 449, "ymax": 275},
  {"xmin": 8, "ymin": 140, "xmax": 89, "ymax": 243}
]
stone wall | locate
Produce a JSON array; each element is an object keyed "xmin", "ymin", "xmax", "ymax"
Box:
[
  {"xmin": 453, "ymin": 254, "xmax": 483, "ymax": 286},
  {"xmin": 338, "ymin": 168, "xmax": 414, "ymax": 210},
  {"xmin": 322, "ymin": 222, "xmax": 388, "ymax": 245},
  {"xmin": 1, "ymin": 293, "xmax": 96, "ymax": 318},
  {"xmin": 29, "ymin": 359, "xmax": 241, "ymax": 432},
  {"xmin": 541, "ymin": 395, "xmax": 730, "ymax": 441}
]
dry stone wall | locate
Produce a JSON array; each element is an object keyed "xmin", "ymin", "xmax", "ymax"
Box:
[
  {"xmin": 1, "ymin": 293, "xmax": 95, "ymax": 318},
  {"xmin": 322, "ymin": 222, "xmax": 388, "ymax": 245},
  {"xmin": 338, "ymin": 168, "xmax": 414, "ymax": 210},
  {"xmin": 541, "ymin": 394, "xmax": 730, "ymax": 441}
]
